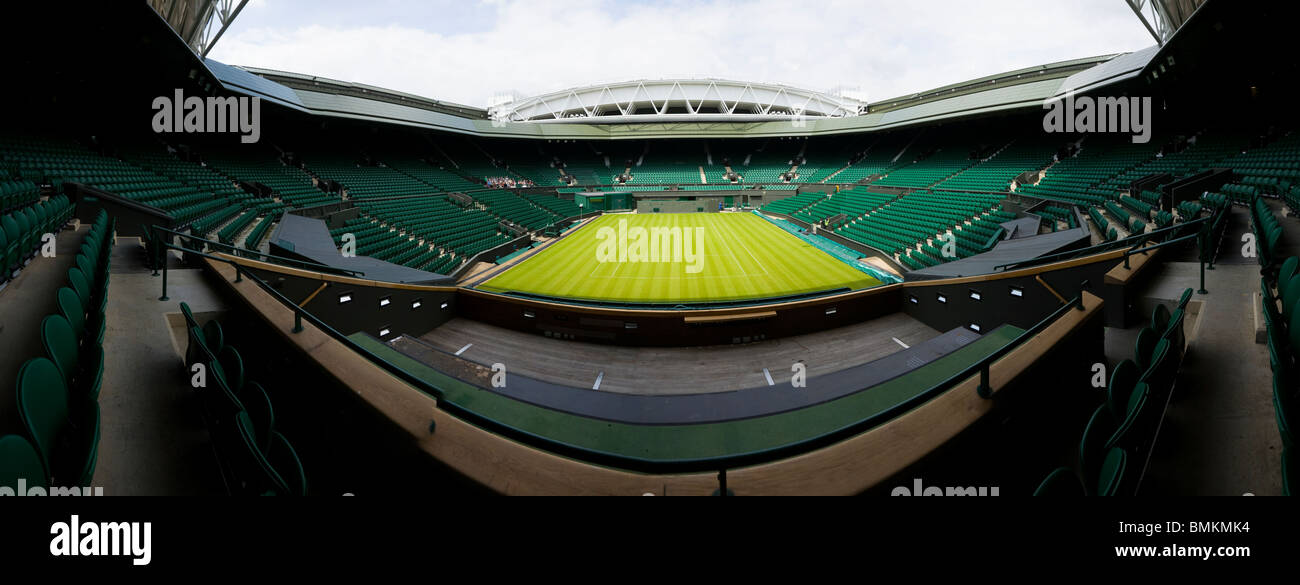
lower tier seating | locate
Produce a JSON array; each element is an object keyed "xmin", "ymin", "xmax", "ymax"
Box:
[{"xmin": 180, "ymin": 304, "xmax": 307, "ymax": 495}]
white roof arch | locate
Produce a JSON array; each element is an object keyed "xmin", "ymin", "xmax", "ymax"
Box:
[{"xmin": 488, "ymin": 78, "xmax": 866, "ymax": 124}]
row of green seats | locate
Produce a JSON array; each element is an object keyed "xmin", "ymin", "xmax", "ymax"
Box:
[
  {"xmin": 181, "ymin": 303, "xmax": 306, "ymax": 495},
  {"xmin": 1036, "ymin": 288, "xmax": 1191, "ymax": 495},
  {"xmin": 1, "ymin": 211, "xmax": 115, "ymax": 491},
  {"xmin": 1258, "ymin": 256, "xmax": 1299, "ymax": 495}
]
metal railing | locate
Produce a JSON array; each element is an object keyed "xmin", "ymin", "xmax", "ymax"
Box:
[
  {"xmin": 149, "ymin": 225, "xmax": 366, "ymax": 301},
  {"xmin": 993, "ymin": 212, "xmax": 1212, "ymax": 272},
  {"xmin": 153, "ymin": 224, "xmax": 1092, "ymax": 491}
]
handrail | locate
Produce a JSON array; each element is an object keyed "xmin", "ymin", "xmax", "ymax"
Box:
[
  {"xmin": 1121, "ymin": 231, "xmax": 1201, "ymax": 269},
  {"xmin": 150, "ymin": 224, "xmax": 366, "ymax": 278},
  {"xmin": 981, "ymin": 225, "xmax": 1005, "ymax": 251},
  {"xmin": 156, "ymin": 228, "xmax": 1091, "ymax": 475},
  {"xmin": 153, "ymin": 234, "xmax": 446, "ymax": 402},
  {"xmin": 993, "ymin": 213, "xmax": 1212, "ymax": 272}
]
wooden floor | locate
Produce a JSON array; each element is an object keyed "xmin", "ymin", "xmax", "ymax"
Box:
[{"xmin": 414, "ymin": 312, "xmax": 939, "ymax": 395}]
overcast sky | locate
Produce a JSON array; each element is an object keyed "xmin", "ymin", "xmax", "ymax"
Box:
[{"xmin": 208, "ymin": 0, "xmax": 1156, "ymax": 108}]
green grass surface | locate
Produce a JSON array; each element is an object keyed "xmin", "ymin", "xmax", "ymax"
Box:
[
  {"xmin": 350, "ymin": 324, "xmax": 1024, "ymax": 467},
  {"xmin": 479, "ymin": 213, "xmax": 881, "ymax": 302}
]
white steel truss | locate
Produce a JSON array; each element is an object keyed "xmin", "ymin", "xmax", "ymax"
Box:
[{"xmin": 489, "ymin": 78, "xmax": 865, "ymax": 124}]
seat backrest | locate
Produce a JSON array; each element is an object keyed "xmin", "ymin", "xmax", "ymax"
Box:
[
  {"xmin": 1281, "ymin": 256, "xmax": 1299, "ymax": 290},
  {"xmin": 240, "ymin": 382, "xmax": 276, "ymax": 452},
  {"xmin": 1107, "ymin": 359, "xmax": 1139, "ymax": 421},
  {"xmin": 1079, "ymin": 404, "xmax": 1117, "ymax": 491},
  {"xmin": 1150, "ymin": 304, "xmax": 1171, "ymax": 335},
  {"xmin": 1163, "ymin": 308, "xmax": 1185, "ymax": 346},
  {"xmin": 1096, "ymin": 447, "xmax": 1128, "ymax": 496},
  {"xmin": 67, "ymin": 267, "xmax": 91, "ymax": 306},
  {"xmin": 1, "ymin": 214, "xmax": 20, "ymax": 243},
  {"xmin": 1133, "ymin": 328, "xmax": 1157, "ymax": 371},
  {"xmin": 202, "ymin": 320, "xmax": 224, "ymax": 358},
  {"xmin": 74, "ymin": 254, "xmax": 94, "ymax": 282},
  {"xmin": 219, "ymin": 345, "xmax": 244, "ymax": 394},
  {"xmin": 1033, "ymin": 467, "xmax": 1084, "ymax": 496},
  {"xmin": 235, "ymin": 411, "xmax": 289, "ymax": 495},
  {"xmin": 0, "ymin": 434, "xmax": 48, "ymax": 490},
  {"xmin": 41, "ymin": 314, "xmax": 80, "ymax": 387},
  {"xmin": 16, "ymin": 358, "xmax": 71, "ymax": 475},
  {"xmin": 179, "ymin": 302, "xmax": 198, "ymax": 332},
  {"xmin": 1178, "ymin": 287, "xmax": 1192, "ymax": 309},
  {"xmin": 56, "ymin": 287, "xmax": 85, "ymax": 334},
  {"xmin": 14, "ymin": 209, "xmax": 30, "ymax": 235},
  {"xmin": 188, "ymin": 325, "xmax": 215, "ymax": 366},
  {"xmin": 1106, "ymin": 382, "xmax": 1150, "ymax": 452},
  {"xmin": 1284, "ymin": 274, "xmax": 1300, "ymax": 316},
  {"xmin": 267, "ymin": 432, "xmax": 307, "ymax": 496}
]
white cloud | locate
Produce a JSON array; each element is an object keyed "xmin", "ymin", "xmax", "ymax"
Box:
[{"xmin": 208, "ymin": 0, "xmax": 1155, "ymax": 108}]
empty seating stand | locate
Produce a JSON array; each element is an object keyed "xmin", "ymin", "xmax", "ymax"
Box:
[
  {"xmin": 761, "ymin": 192, "xmax": 826, "ymax": 215},
  {"xmin": 832, "ymin": 190, "xmax": 1006, "ymax": 267},
  {"xmin": 2, "ymin": 193, "xmax": 75, "ymax": 285}
]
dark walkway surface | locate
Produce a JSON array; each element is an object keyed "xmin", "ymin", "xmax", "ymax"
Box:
[
  {"xmin": 417, "ymin": 312, "xmax": 940, "ymax": 394},
  {"xmin": 0, "ymin": 224, "xmax": 82, "ymax": 437},
  {"xmin": 95, "ymin": 241, "xmax": 226, "ymax": 495},
  {"xmin": 1138, "ymin": 204, "xmax": 1281, "ymax": 495},
  {"xmin": 389, "ymin": 325, "xmax": 995, "ymax": 425}
]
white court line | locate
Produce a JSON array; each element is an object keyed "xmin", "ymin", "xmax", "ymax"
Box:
[
  {"xmin": 454, "ymin": 343, "xmax": 473, "ymax": 356},
  {"xmin": 762, "ymin": 368, "xmax": 774, "ymax": 386},
  {"xmin": 715, "ymin": 219, "xmax": 761, "ymax": 278},
  {"xmin": 892, "ymin": 337, "xmax": 910, "ymax": 349},
  {"xmin": 593, "ymin": 371, "xmax": 604, "ymax": 390},
  {"xmin": 729, "ymin": 215, "xmax": 769, "ymax": 274}
]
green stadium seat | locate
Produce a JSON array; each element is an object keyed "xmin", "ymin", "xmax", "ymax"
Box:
[
  {"xmin": 1096, "ymin": 448, "xmax": 1128, "ymax": 496},
  {"xmin": 234, "ymin": 411, "xmax": 305, "ymax": 495},
  {"xmin": 240, "ymin": 382, "xmax": 276, "ymax": 453},
  {"xmin": 1133, "ymin": 328, "xmax": 1158, "ymax": 373},
  {"xmin": 266, "ymin": 431, "xmax": 307, "ymax": 496},
  {"xmin": 1105, "ymin": 382, "xmax": 1150, "ymax": 453},
  {"xmin": 1079, "ymin": 405, "xmax": 1117, "ymax": 493},
  {"xmin": 40, "ymin": 314, "xmax": 101, "ymax": 403},
  {"xmin": 0, "ymin": 434, "xmax": 47, "ymax": 489},
  {"xmin": 1151, "ymin": 304, "xmax": 1171, "ymax": 337},
  {"xmin": 1138, "ymin": 338, "xmax": 1171, "ymax": 385},
  {"xmin": 56, "ymin": 287, "xmax": 86, "ymax": 341},
  {"xmin": 219, "ymin": 345, "xmax": 245, "ymax": 395},
  {"xmin": 1033, "ymin": 467, "xmax": 1084, "ymax": 496},
  {"xmin": 16, "ymin": 358, "xmax": 98, "ymax": 487},
  {"xmin": 1107, "ymin": 359, "xmax": 1140, "ymax": 421},
  {"xmin": 203, "ymin": 320, "xmax": 225, "ymax": 361},
  {"xmin": 1281, "ymin": 257, "xmax": 1299, "ymax": 290},
  {"xmin": 1162, "ymin": 308, "xmax": 1186, "ymax": 358},
  {"xmin": 1284, "ymin": 275, "xmax": 1300, "ymax": 318}
]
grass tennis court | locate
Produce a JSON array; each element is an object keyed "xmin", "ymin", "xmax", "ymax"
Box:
[{"xmin": 479, "ymin": 213, "xmax": 882, "ymax": 303}]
